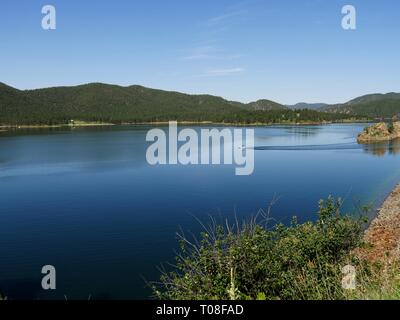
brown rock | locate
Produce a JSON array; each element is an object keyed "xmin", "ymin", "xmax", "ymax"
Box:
[{"xmin": 357, "ymin": 122, "xmax": 400, "ymax": 143}]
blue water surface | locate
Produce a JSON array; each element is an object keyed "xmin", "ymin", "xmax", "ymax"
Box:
[{"xmin": 1, "ymin": 123, "xmax": 400, "ymax": 299}]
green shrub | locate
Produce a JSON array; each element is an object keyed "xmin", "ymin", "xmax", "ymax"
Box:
[
  {"xmin": 387, "ymin": 120, "xmax": 395, "ymax": 134},
  {"xmin": 153, "ymin": 197, "xmax": 368, "ymax": 300}
]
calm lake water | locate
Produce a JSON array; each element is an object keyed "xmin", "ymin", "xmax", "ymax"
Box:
[{"xmin": 1, "ymin": 123, "xmax": 400, "ymax": 299}]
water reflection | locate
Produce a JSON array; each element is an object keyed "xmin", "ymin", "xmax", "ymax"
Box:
[
  {"xmin": 283, "ymin": 126, "xmax": 322, "ymax": 137},
  {"xmin": 0, "ymin": 125, "xmax": 151, "ymax": 179},
  {"xmin": 361, "ymin": 139, "xmax": 400, "ymax": 157},
  {"xmin": 255, "ymin": 139, "xmax": 400, "ymax": 156},
  {"xmin": 254, "ymin": 142, "xmax": 357, "ymax": 151}
]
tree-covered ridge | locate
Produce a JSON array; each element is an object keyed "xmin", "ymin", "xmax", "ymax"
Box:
[
  {"xmin": 0, "ymin": 82, "xmax": 359, "ymax": 125},
  {"xmin": 322, "ymin": 93, "xmax": 400, "ymax": 118},
  {"xmin": 244, "ymin": 99, "xmax": 288, "ymax": 111},
  {"xmin": 287, "ymin": 102, "xmax": 328, "ymax": 110}
]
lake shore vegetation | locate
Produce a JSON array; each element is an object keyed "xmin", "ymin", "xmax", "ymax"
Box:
[{"xmin": 153, "ymin": 196, "xmax": 400, "ymax": 300}]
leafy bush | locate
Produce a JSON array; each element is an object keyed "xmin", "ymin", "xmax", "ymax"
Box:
[{"xmin": 153, "ymin": 197, "xmax": 368, "ymax": 300}]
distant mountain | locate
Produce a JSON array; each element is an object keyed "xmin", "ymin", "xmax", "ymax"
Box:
[
  {"xmin": 346, "ymin": 93, "xmax": 400, "ymax": 105},
  {"xmin": 0, "ymin": 82, "xmax": 361, "ymax": 125},
  {"xmin": 0, "ymin": 82, "xmax": 248, "ymax": 124},
  {"xmin": 322, "ymin": 93, "xmax": 400, "ymax": 118},
  {"xmin": 287, "ymin": 103, "xmax": 328, "ymax": 110},
  {"xmin": 245, "ymin": 99, "xmax": 288, "ymax": 111}
]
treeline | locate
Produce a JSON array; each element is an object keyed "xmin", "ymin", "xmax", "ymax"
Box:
[
  {"xmin": 0, "ymin": 82, "xmax": 361, "ymax": 125},
  {"xmin": 324, "ymin": 93, "xmax": 400, "ymax": 118},
  {"xmin": 341, "ymin": 99, "xmax": 400, "ymax": 118}
]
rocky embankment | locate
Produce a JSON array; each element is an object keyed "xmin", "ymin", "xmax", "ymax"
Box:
[
  {"xmin": 357, "ymin": 122, "xmax": 400, "ymax": 143},
  {"xmin": 359, "ymin": 185, "xmax": 400, "ymax": 263}
]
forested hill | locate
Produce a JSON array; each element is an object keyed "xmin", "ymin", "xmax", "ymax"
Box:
[
  {"xmin": 322, "ymin": 93, "xmax": 400, "ymax": 118},
  {"xmin": 287, "ymin": 103, "xmax": 328, "ymax": 110},
  {"xmin": 244, "ymin": 99, "xmax": 289, "ymax": 111},
  {"xmin": 0, "ymin": 82, "xmax": 358, "ymax": 125}
]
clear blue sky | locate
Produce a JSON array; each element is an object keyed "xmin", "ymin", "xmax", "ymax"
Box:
[{"xmin": 1, "ymin": 0, "xmax": 399, "ymax": 104}]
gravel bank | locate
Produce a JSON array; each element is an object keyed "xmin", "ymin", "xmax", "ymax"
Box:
[{"xmin": 361, "ymin": 184, "xmax": 400, "ymax": 263}]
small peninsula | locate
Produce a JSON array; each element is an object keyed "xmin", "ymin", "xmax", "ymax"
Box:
[{"xmin": 357, "ymin": 121, "xmax": 400, "ymax": 143}]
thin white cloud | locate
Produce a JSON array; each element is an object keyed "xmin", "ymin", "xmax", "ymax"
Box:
[
  {"xmin": 181, "ymin": 45, "xmax": 245, "ymax": 61},
  {"xmin": 226, "ymin": 53, "xmax": 245, "ymax": 60},
  {"xmin": 199, "ymin": 67, "xmax": 245, "ymax": 77},
  {"xmin": 181, "ymin": 45, "xmax": 219, "ymax": 61},
  {"xmin": 182, "ymin": 53, "xmax": 212, "ymax": 61},
  {"xmin": 181, "ymin": 4, "xmax": 249, "ymax": 69},
  {"xmin": 205, "ymin": 10, "xmax": 245, "ymax": 27}
]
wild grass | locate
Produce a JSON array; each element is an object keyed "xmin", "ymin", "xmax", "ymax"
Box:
[{"xmin": 152, "ymin": 197, "xmax": 400, "ymax": 300}]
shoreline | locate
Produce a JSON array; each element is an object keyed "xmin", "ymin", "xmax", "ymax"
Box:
[
  {"xmin": 0, "ymin": 122, "xmax": 115, "ymax": 130},
  {"xmin": 361, "ymin": 184, "xmax": 400, "ymax": 263},
  {"xmin": 0, "ymin": 119, "xmax": 370, "ymax": 131}
]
